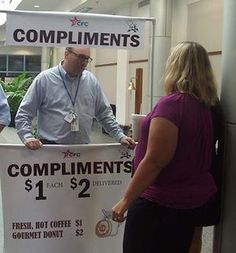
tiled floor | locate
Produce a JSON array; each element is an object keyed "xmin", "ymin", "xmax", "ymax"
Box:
[{"xmin": 0, "ymin": 124, "xmax": 214, "ymax": 253}]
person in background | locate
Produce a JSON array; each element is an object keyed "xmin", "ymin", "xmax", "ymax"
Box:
[
  {"xmin": 15, "ymin": 47, "xmax": 135, "ymax": 150},
  {"xmin": 112, "ymin": 41, "xmax": 220, "ymax": 253},
  {"xmin": 0, "ymin": 84, "xmax": 10, "ymax": 132}
]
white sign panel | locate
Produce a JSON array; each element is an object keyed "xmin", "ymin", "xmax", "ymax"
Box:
[
  {"xmin": 0, "ymin": 144, "xmax": 133, "ymax": 253},
  {"xmin": 6, "ymin": 12, "xmax": 145, "ymax": 49}
]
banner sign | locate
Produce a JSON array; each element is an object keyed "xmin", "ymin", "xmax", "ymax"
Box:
[
  {"xmin": 0, "ymin": 144, "xmax": 133, "ymax": 253},
  {"xmin": 5, "ymin": 12, "xmax": 145, "ymax": 49}
]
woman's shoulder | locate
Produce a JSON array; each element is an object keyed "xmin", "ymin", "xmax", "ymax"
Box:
[
  {"xmin": 161, "ymin": 92, "xmax": 202, "ymax": 106},
  {"xmin": 153, "ymin": 92, "xmax": 198, "ymax": 116},
  {"xmin": 158, "ymin": 92, "xmax": 189, "ymax": 105},
  {"xmin": 150, "ymin": 93, "xmax": 184, "ymax": 126}
]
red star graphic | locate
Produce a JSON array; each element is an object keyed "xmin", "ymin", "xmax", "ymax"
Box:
[
  {"xmin": 62, "ymin": 150, "xmax": 73, "ymax": 158},
  {"xmin": 70, "ymin": 16, "xmax": 79, "ymax": 26}
]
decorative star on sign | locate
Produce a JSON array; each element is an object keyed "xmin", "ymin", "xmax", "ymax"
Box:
[
  {"xmin": 62, "ymin": 150, "xmax": 81, "ymax": 158},
  {"xmin": 70, "ymin": 16, "xmax": 79, "ymax": 26},
  {"xmin": 62, "ymin": 150, "xmax": 73, "ymax": 158},
  {"xmin": 127, "ymin": 22, "xmax": 139, "ymax": 33},
  {"xmin": 119, "ymin": 148, "xmax": 132, "ymax": 159}
]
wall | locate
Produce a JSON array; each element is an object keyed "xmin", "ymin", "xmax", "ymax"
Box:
[
  {"xmin": 129, "ymin": 2, "xmax": 150, "ymax": 115},
  {"xmin": 94, "ymin": 48, "xmax": 118, "ymax": 104},
  {"xmin": 172, "ymin": 0, "xmax": 223, "ymax": 94},
  {"xmin": 171, "ymin": 0, "xmax": 188, "ymax": 46},
  {"xmin": 0, "ymin": 44, "xmax": 41, "ymax": 55},
  {"xmin": 187, "ymin": 0, "xmax": 223, "ymax": 50},
  {"xmin": 95, "ymin": 62, "xmax": 117, "ymax": 104},
  {"xmin": 94, "ymin": 0, "xmax": 151, "ymax": 117},
  {"xmin": 187, "ymin": 0, "xmax": 223, "ymax": 94}
]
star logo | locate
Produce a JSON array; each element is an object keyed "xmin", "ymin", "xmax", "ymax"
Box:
[
  {"xmin": 62, "ymin": 149, "xmax": 80, "ymax": 158},
  {"xmin": 119, "ymin": 147, "xmax": 132, "ymax": 159},
  {"xmin": 70, "ymin": 16, "xmax": 79, "ymax": 26},
  {"xmin": 127, "ymin": 21, "xmax": 139, "ymax": 33}
]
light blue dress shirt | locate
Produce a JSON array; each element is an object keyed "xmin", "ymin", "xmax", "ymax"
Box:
[
  {"xmin": 15, "ymin": 64, "xmax": 125, "ymax": 144},
  {"xmin": 0, "ymin": 84, "xmax": 10, "ymax": 127}
]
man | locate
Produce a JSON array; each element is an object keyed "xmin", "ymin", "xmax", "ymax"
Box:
[
  {"xmin": 15, "ymin": 47, "xmax": 135, "ymax": 150},
  {"xmin": 0, "ymin": 84, "xmax": 11, "ymax": 132}
]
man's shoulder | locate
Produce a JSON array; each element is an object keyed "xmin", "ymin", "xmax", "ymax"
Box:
[
  {"xmin": 82, "ymin": 69, "xmax": 94, "ymax": 77},
  {"xmin": 43, "ymin": 66, "xmax": 58, "ymax": 75},
  {"xmin": 81, "ymin": 70, "xmax": 98, "ymax": 83},
  {"xmin": 35, "ymin": 66, "xmax": 58, "ymax": 80}
]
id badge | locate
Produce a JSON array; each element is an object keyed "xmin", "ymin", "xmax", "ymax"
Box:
[
  {"xmin": 64, "ymin": 112, "xmax": 74, "ymax": 123},
  {"xmin": 71, "ymin": 118, "xmax": 79, "ymax": 132}
]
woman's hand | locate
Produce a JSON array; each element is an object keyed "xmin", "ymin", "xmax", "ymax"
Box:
[{"xmin": 112, "ymin": 197, "xmax": 129, "ymax": 222}]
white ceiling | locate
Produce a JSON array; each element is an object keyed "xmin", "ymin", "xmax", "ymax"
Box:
[{"xmin": 16, "ymin": 0, "xmax": 133, "ymax": 14}]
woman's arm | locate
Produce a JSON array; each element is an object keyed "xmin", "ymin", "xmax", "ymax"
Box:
[{"xmin": 112, "ymin": 116, "xmax": 178, "ymax": 220}]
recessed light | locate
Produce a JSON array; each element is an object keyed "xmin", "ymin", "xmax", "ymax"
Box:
[{"xmin": 34, "ymin": 5, "xmax": 40, "ymax": 8}]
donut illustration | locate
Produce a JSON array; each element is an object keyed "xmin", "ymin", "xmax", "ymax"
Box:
[
  {"xmin": 95, "ymin": 209, "xmax": 122, "ymax": 238},
  {"xmin": 95, "ymin": 219, "xmax": 112, "ymax": 237}
]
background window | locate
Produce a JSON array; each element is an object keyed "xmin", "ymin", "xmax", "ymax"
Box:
[
  {"xmin": 25, "ymin": 55, "xmax": 41, "ymax": 71},
  {"xmin": 8, "ymin": 55, "xmax": 24, "ymax": 71},
  {"xmin": 0, "ymin": 54, "xmax": 41, "ymax": 77},
  {"xmin": 0, "ymin": 55, "xmax": 7, "ymax": 71}
]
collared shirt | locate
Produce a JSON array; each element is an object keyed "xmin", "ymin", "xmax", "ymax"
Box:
[
  {"xmin": 0, "ymin": 84, "xmax": 10, "ymax": 126},
  {"xmin": 15, "ymin": 63, "xmax": 125, "ymax": 144}
]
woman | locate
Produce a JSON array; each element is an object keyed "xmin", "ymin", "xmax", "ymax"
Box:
[{"xmin": 112, "ymin": 41, "xmax": 220, "ymax": 253}]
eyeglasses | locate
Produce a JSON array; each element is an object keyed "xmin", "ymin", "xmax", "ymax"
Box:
[{"xmin": 67, "ymin": 49, "xmax": 93, "ymax": 63}]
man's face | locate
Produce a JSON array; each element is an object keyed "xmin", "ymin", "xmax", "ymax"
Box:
[{"xmin": 65, "ymin": 48, "xmax": 92, "ymax": 75}]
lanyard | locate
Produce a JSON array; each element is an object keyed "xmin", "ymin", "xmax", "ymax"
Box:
[{"xmin": 58, "ymin": 66, "xmax": 81, "ymax": 107}]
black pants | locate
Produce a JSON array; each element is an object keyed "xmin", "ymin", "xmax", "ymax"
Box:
[{"xmin": 123, "ymin": 198, "xmax": 195, "ymax": 253}]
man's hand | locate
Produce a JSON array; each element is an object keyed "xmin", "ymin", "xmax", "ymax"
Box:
[
  {"xmin": 24, "ymin": 138, "xmax": 43, "ymax": 150},
  {"xmin": 0, "ymin": 124, "xmax": 5, "ymax": 133},
  {"xmin": 119, "ymin": 136, "xmax": 136, "ymax": 149}
]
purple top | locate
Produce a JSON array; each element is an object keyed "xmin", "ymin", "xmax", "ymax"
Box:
[{"xmin": 134, "ymin": 92, "xmax": 217, "ymax": 209}]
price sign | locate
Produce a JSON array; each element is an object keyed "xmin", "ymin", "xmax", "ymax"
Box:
[
  {"xmin": 25, "ymin": 179, "xmax": 47, "ymax": 200},
  {"xmin": 70, "ymin": 177, "xmax": 90, "ymax": 198},
  {"xmin": 0, "ymin": 144, "xmax": 133, "ymax": 253}
]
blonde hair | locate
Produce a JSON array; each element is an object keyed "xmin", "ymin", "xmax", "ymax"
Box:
[{"xmin": 164, "ymin": 41, "xmax": 219, "ymax": 107}]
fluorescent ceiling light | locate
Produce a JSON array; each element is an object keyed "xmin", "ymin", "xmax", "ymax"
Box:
[{"xmin": 0, "ymin": 0, "xmax": 23, "ymax": 26}]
